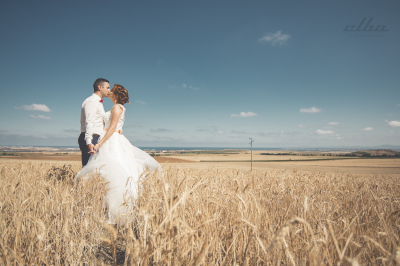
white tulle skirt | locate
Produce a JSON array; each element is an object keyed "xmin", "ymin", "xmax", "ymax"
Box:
[{"xmin": 74, "ymin": 131, "xmax": 161, "ymax": 224}]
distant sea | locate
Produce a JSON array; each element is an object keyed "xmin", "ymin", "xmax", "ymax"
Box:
[
  {"xmin": 0, "ymin": 145, "xmax": 280, "ymax": 151},
  {"xmin": 1, "ymin": 145, "xmax": 399, "ymax": 151},
  {"xmin": 139, "ymin": 147, "xmax": 277, "ymax": 151}
]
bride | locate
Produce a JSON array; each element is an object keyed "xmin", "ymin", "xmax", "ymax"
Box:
[{"xmin": 74, "ymin": 84, "xmax": 161, "ymax": 224}]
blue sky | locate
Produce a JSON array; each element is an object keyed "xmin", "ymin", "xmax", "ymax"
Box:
[{"xmin": 0, "ymin": 0, "xmax": 399, "ymax": 148}]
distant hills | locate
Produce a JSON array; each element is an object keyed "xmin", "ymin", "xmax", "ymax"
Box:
[{"xmin": 284, "ymin": 145, "xmax": 400, "ymax": 151}]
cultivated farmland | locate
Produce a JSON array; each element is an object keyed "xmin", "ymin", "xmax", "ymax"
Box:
[{"xmin": 1, "ymin": 161, "xmax": 400, "ymax": 265}]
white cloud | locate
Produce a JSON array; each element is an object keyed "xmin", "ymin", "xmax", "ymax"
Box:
[
  {"xmin": 231, "ymin": 111, "xmax": 258, "ymax": 118},
  {"xmin": 300, "ymin": 107, "xmax": 321, "ymax": 113},
  {"xmin": 217, "ymin": 131, "xmax": 223, "ymax": 134},
  {"xmin": 136, "ymin": 100, "xmax": 146, "ymax": 104},
  {"xmin": 259, "ymin": 31, "xmax": 290, "ymax": 45},
  {"xmin": 328, "ymin": 122, "xmax": 339, "ymax": 125},
  {"xmin": 388, "ymin": 121, "xmax": 400, "ymax": 127},
  {"xmin": 30, "ymin": 114, "xmax": 51, "ymax": 121},
  {"xmin": 16, "ymin": 104, "xmax": 51, "ymax": 112},
  {"xmin": 181, "ymin": 83, "xmax": 199, "ymax": 90},
  {"xmin": 316, "ymin": 130, "xmax": 334, "ymax": 135},
  {"xmin": 299, "ymin": 125, "xmax": 306, "ymax": 128},
  {"xmin": 231, "ymin": 130, "xmax": 248, "ymax": 134},
  {"xmin": 397, "ymin": 103, "xmax": 400, "ymax": 107},
  {"xmin": 363, "ymin": 127, "xmax": 374, "ymax": 131}
]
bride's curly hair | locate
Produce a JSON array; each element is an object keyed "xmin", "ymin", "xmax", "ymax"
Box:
[{"xmin": 111, "ymin": 84, "xmax": 130, "ymax": 105}]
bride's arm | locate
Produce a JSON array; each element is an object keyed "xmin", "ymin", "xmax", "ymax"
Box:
[{"xmin": 93, "ymin": 105, "xmax": 123, "ymax": 151}]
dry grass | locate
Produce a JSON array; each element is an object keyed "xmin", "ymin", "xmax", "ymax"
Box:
[
  {"xmin": 1, "ymin": 162, "xmax": 400, "ymax": 265},
  {"xmin": 0, "ymin": 162, "xmax": 107, "ymax": 265}
]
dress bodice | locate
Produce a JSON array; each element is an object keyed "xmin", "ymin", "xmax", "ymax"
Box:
[{"xmin": 103, "ymin": 104, "xmax": 125, "ymax": 131}]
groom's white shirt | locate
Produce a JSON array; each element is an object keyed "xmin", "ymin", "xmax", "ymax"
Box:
[{"xmin": 80, "ymin": 93, "xmax": 105, "ymax": 145}]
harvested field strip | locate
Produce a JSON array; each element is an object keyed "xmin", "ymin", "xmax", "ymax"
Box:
[
  {"xmin": 0, "ymin": 155, "xmax": 196, "ymax": 163},
  {"xmin": 200, "ymin": 158, "xmax": 352, "ymax": 162},
  {"xmin": 0, "ymin": 154, "xmax": 82, "ymax": 161},
  {"xmin": 153, "ymin": 156, "xmax": 195, "ymax": 163}
]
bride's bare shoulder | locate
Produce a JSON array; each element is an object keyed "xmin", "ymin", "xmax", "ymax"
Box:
[{"xmin": 110, "ymin": 104, "xmax": 123, "ymax": 114}]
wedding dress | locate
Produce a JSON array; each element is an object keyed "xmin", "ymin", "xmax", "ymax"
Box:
[{"xmin": 74, "ymin": 104, "xmax": 161, "ymax": 224}]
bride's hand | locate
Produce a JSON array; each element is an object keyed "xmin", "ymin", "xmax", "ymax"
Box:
[{"xmin": 93, "ymin": 143, "xmax": 101, "ymax": 153}]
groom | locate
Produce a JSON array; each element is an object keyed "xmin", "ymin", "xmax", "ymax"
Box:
[{"xmin": 78, "ymin": 78, "xmax": 110, "ymax": 166}]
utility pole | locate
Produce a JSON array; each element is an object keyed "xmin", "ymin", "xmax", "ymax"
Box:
[{"xmin": 249, "ymin": 138, "xmax": 254, "ymax": 170}]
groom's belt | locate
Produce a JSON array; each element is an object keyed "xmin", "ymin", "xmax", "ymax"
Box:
[{"xmin": 81, "ymin": 132, "xmax": 100, "ymax": 137}]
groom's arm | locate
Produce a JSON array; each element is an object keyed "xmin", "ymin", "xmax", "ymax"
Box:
[{"xmin": 84, "ymin": 100, "xmax": 97, "ymax": 152}]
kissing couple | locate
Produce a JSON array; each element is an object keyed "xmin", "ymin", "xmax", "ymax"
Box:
[{"xmin": 75, "ymin": 78, "xmax": 161, "ymax": 224}]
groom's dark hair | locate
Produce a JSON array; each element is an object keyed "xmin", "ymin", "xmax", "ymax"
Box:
[{"xmin": 93, "ymin": 78, "xmax": 110, "ymax": 92}]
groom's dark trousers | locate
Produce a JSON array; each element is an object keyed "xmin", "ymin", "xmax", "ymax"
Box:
[{"xmin": 78, "ymin": 132, "xmax": 99, "ymax": 166}]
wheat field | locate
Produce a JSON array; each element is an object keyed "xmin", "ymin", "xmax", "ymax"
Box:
[{"xmin": 1, "ymin": 161, "xmax": 400, "ymax": 265}]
